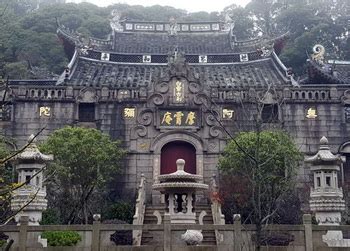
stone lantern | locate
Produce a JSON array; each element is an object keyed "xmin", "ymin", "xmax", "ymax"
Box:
[
  {"xmin": 152, "ymin": 159, "xmax": 208, "ymax": 224},
  {"xmin": 305, "ymin": 136, "xmax": 350, "ymax": 247},
  {"xmin": 305, "ymin": 136, "xmax": 345, "ymax": 225},
  {"xmin": 11, "ymin": 135, "xmax": 53, "ymax": 225}
]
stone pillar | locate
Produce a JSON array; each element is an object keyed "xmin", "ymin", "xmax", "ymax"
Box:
[{"xmin": 11, "ymin": 135, "xmax": 53, "ymax": 225}]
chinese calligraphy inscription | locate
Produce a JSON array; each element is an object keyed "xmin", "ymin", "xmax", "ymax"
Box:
[
  {"xmin": 306, "ymin": 107, "xmax": 317, "ymax": 119},
  {"xmin": 124, "ymin": 108, "xmax": 136, "ymax": 118},
  {"xmin": 160, "ymin": 110, "xmax": 197, "ymax": 127},
  {"xmin": 222, "ymin": 109, "xmax": 234, "ymax": 119},
  {"xmin": 39, "ymin": 107, "xmax": 51, "ymax": 117},
  {"xmin": 174, "ymin": 80, "xmax": 185, "ymax": 103}
]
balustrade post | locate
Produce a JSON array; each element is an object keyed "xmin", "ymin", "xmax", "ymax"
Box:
[
  {"xmin": 18, "ymin": 216, "xmax": 29, "ymax": 251},
  {"xmin": 233, "ymin": 214, "xmax": 242, "ymax": 251},
  {"xmin": 303, "ymin": 214, "xmax": 313, "ymax": 251},
  {"xmin": 92, "ymin": 214, "xmax": 101, "ymax": 251},
  {"xmin": 163, "ymin": 213, "xmax": 171, "ymax": 251}
]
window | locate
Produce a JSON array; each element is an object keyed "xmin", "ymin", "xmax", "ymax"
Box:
[
  {"xmin": 261, "ymin": 104, "xmax": 279, "ymax": 123},
  {"xmin": 25, "ymin": 175, "xmax": 31, "ymax": 185},
  {"xmin": 345, "ymin": 105, "xmax": 350, "ymax": 123},
  {"xmin": 79, "ymin": 103, "xmax": 95, "ymax": 122},
  {"xmin": 326, "ymin": 176, "xmax": 331, "ymax": 187},
  {"xmin": 0, "ymin": 103, "xmax": 11, "ymax": 121},
  {"xmin": 317, "ymin": 177, "xmax": 321, "ymax": 187}
]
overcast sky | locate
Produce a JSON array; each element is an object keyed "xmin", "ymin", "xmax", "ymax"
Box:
[{"xmin": 66, "ymin": 0, "xmax": 251, "ymax": 12}]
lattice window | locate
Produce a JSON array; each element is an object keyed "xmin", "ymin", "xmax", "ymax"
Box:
[
  {"xmin": 79, "ymin": 103, "xmax": 95, "ymax": 122},
  {"xmin": 208, "ymin": 54, "xmax": 240, "ymax": 63},
  {"xmin": 152, "ymin": 55, "xmax": 168, "ymax": 63},
  {"xmin": 249, "ymin": 52, "xmax": 263, "ymax": 61},
  {"xmin": 186, "ymin": 55, "xmax": 199, "ymax": 63},
  {"xmin": 110, "ymin": 54, "xmax": 142, "ymax": 63},
  {"xmin": 87, "ymin": 50, "xmax": 101, "ymax": 60}
]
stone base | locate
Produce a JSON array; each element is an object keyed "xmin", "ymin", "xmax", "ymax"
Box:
[
  {"xmin": 315, "ymin": 212, "xmax": 341, "ymax": 225},
  {"xmin": 323, "ymin": 230, "xmax": 350, "ymax": 247},
  {"xmin": 15, "ymin": 211, "xmax": 42, "ymax": 225}
]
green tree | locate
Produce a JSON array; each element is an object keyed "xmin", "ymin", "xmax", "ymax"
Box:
[
  {"xmin": 0, "ymin": 135, "xmax": 12, "ymax": 223},
  {"xmin": 219, "ymin": 130, "xmax": 302, "ymax": 250},
  {"xmin": 40, "ymin": 126, "xmax": 125, "ymax": 224}
]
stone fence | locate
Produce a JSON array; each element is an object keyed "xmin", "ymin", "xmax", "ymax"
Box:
[{"xmin": 1, "ymin": 214, "xmax": 350, "ymax": 251}]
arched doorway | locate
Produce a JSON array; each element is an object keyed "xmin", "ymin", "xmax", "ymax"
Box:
[{"xmin": 160, "ymin": 141, "xmax": 196, "ymax": 174}]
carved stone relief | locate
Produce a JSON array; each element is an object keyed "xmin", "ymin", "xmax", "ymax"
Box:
[
  {"xmin": 131, "ymin": 108, "xmax": 154, "ymax": 139},
  {"xmin": 155, "ymin": 82, "xmax": 169, "ymax": 94},
  {"xmin": 137, "ymin": 108, "xmax": 153, "ymax": 126},
  {"xmin": 149, "ymin": 93, "xmax": 165, "ymax": 106},
  {"xmin": 189, "ymin": 82, "xmax": 201, "ymax": 94},
  {"xmin": 131, "ymin": 125, "xmax": 147, "ymax": 139},
  {"xmin": 341, "ymin": 90, "xmax": 350, "ymax": 104}
]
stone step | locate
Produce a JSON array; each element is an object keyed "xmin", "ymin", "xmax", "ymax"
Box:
[{"xmin": 141, "ymin": 204, "xmax": 216, "ymax": 245}]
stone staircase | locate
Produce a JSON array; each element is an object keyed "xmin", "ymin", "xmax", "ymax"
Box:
[{"xmin": 141, "ymin": 204, "xmax": 217, "ymax": 245}]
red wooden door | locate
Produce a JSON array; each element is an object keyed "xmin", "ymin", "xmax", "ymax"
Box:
[{"xmin": 161, "ymin": 141, "xmax": 196, "ymax": 174}]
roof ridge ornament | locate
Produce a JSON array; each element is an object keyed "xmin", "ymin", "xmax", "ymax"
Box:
[
  {"xmin": 223, "ymin": 13, "xmax": 234, "ymax": 32},
  {"xmin": 311, "ymin": 44, "xmax": 326, "ymax": 65},
  {"xmin": 168, "ymin": 17, "xmax": 178, "ymax": 36},
  {"xmin": 167, "ymin": 49, "xmax": 190, "ymax": 78},
  {"xmin": 110, "ymin": 9, "xmax": 124, "ymax": 32}
]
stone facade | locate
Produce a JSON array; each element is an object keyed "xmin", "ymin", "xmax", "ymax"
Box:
[{"xmin": 1, "ymin": 19, "xmax": 350, "ymax": 205}]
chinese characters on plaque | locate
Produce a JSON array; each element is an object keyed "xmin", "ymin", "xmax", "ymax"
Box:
[
  {"xmin": 173, "ymin": 80, "xmax": 184, "ymax": 103},
  {"xmin": 39, "ymin": 106, "xmax": 51, "ymax": 117},
  {"xmin": 124, "ymin": 108, "xmax": 136, "ymax": 118},
  {"xmin": 160, "ymin": 110, "xmax": 197, "ymax": 126},
  {"xmin": 306, "ymin": 107, "xmax": 317, "ymax": 119},
  {"xmin": 222, "ymin": 109, "xmax": 234, "ymax": 119}
]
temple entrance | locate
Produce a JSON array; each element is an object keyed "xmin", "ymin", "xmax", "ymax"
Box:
[{"xmin": 160, "ymin": 141, "xmax": 196, "ymax": 174}]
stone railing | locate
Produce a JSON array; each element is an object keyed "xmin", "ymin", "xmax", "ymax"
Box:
[
  {"xmin": 2, "ymin": 214, "xmax": 343, "ymax": 250},
  {"xmin": 132, "ymin": 174, "xmax": 146, "ymax": 246},
  {"xmin": 209, "ymin": 174, "xmax": 225, "ymax": 245}
]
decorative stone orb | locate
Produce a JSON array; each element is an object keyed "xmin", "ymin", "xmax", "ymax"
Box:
[{"xmin": 181, "ymin": 230, "xmax": 203, "ymax": 246}]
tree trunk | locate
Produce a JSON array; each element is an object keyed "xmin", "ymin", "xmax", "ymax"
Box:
[{"xmin": 256, "ymin": 222, "xmax": 262, "ymax": 251}]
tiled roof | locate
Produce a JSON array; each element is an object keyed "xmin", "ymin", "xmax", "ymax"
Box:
[
  {"xmin": 303, "ymin": 59, "xmax": 350, "ymax": 85},
  {"xmin": 66, "ymin": 57, "xmax": 286, "ymax": 88},
  {"xmin": 112, "ymin": 32, "xmax": 234, "ymax": 54}
]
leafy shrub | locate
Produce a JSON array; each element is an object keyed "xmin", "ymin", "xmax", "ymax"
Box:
[
  {"xmin": 41, "ymin": 231, "xmax": 81, "ymax": 246},
  {"xmin": 0, "ymin": 240, "xmax": 6, "ymax": 247},
  {"xmin": 104, "ymin": 201, "xmax": 134, "ymax": 224},
  {"xmin": 41, "ymin": 209, "xmax": 61, "ymax": 225},
  {"xmin": 0, "ymin": 232, "xmax": 8, "ymax": 247}
]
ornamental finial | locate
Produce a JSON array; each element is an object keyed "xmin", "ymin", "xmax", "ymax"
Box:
[
  {"xmin": 320, "ymin": 136, "xmax": 328, "ymax": 145},
  {"xmin": 176, "ymin": 159, "xmax": 185, "ymax": 171}
]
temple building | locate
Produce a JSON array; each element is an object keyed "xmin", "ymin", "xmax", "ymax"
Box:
[{"xmin": 1, "ymin": 13, "xmax": 350, "ymax": 214}]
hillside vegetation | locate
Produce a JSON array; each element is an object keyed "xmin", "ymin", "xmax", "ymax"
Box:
[{"xmin": 0, "ymin": 0, "xmax": 348, "ymax": 79}]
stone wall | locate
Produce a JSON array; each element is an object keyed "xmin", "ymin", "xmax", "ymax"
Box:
[{"xmin": 2, "ymin": 83, "xmax": 350, "ymax": 203}]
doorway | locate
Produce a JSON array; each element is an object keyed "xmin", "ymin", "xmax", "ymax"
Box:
[{"xmin": 160, "ymin": 141, "xmax": 196, "ymax": 174}]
